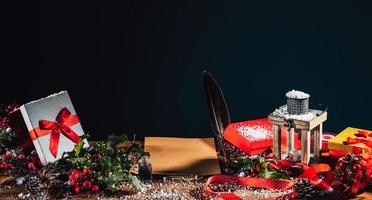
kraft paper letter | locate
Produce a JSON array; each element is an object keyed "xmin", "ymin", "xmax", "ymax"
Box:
[{"xmin": 144, "ymin": 137, "xmax": 221, "ymax": 175}]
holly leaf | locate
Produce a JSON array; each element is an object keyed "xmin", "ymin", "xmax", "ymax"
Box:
[
  {"xmin": 72, "ymin": 135, "xmax": 89, "ymax": 157},
  {"xmin": 97, "ymin": 170, "xmax": 126, "ymax": 192},
  {"xmin": 95, "ymin": 143, "xmax": 115, "ymax": 156},
  {"xmin": 128, "ymin": 173, "xmax": 142, "ymax": 192},
  {"xmin": 100, "ymin": 156, "xmax": 122, "ymax": 171},
  {"xmin": 67, "ymin": 156, "xmax": 92, "ymax": 168},
  {"xmin": 258, "ymin": 169, "xmax": 289, "ymax": 179},
  {"xmin": 73, "ymin": 139, "xmax": 85, "ymax": 157},
  {"xmin": 260, "ymin": 161, "xmax": 270, "ymax": 169}
]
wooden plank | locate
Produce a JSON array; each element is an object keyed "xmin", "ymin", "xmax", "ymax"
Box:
[
  {"xmin": 268, "ymin": 120, "xmax": 286, "ymax": 127},
  {"xmin": 270, "ymin": 110, "xmax": 327, "ymax": 131},
  {"xmin": 286, "ymin": 127, "xmax": 294, "ymax": 156},
  {"xmin": 301, "ymin": 130, "xmax": 311, "ymax": 164},
  {"xmin": 273, "ymin": 125, "xmax": 282, "ymax": 160},
  {"xmin": 313, "ymin": 124, "xmax": 322, "ymax": 160},
  {"xmin": 268, "ymin": 115, "xmax": 286, "ymax": 126},
  {"xmin": 292, "ymin": 123, "xmax": 310, "ymax": 131},
  {"xmin": 309, "ymin": 112, "xmax": 327, "ymax": 130}
]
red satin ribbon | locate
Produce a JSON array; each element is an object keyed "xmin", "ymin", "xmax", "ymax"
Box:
[
  {"xmin": 204, "ymin": 175, "xmax": 295, "ymax": 200},
  {"xmin": 299, "ymin": 163, "xmax": 333, "ymax": 191},
  {"xmin": 29, "ymin": 107, "xmax": 80, "ymax": 158},
  {"xmin": 270, "ymin": 160, "xmax": 333, "ymax": 191},
  {"xmin": 344, "ymin": 130, "xmax": 372, "ymax": 148}
]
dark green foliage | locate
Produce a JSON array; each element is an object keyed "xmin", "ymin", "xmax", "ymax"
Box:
[
  {"xmin": 229, "ymin": 148, "xmax": 289, "ymax": 179},
  {"xmin": 46, "ymin": 134, "xmax": 149, "ymax": 192}
]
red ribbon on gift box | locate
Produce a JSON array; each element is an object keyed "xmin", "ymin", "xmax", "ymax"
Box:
[
  {"xmin": 343, "ymin": 130, "xmax": 372, "ymax": 148},
  {"xmin": 29, "ymin": 107, "xmax": 80, "ymax": 158}
]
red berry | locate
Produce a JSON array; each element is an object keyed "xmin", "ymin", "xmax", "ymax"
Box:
[
  {"xmin": 83, "ymin": 167, "xmax": 91, "ymax": 176},
  {"xmin": 18, "ymin": 154, "xmax": 26, "ymax": 161},
  {"xmin": 69, "ymin": 178, "xmax": 78, "ymax": 186},
  {"xmin": 91, "ymin": 185, "xmax": 99, "ymax": 193},
  {"xmin": 6, "ymin": 163, "xmax": 13, "ymax": 169},
  {"xmin": 73, "ymin": 171, "xmax": 82, "ymax": 179},
  {"xmin": 69, "ymin": 174, "xmax": 76, "ymax": 182},
  {"xmin": 74, "ymin": 186, "xmax": 80, "ymax": 194},
  {"xmin": 4, "ymin": 152, "xmax": 13, "ymax": 160},
  {"xmin": 82, "ymin": 180, "xmax": 91, "ymax": 189},
  {"xmin": 71, "ymin": 169, "xmax": 78, "ymax": 176},
  {"xmin": 27, "ymin": 162, "xmax": 36, "ymax": 171},
  {"xmin": 0, "ymin": 163, "xmax": 6, "ymax": 169}
]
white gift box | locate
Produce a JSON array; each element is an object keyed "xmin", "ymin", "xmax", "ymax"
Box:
[{"xmin": 16, "ymin": 91, "xmax": 88, "ymax": 165}]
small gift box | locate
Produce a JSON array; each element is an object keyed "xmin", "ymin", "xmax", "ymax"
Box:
[
  {"xmin": 223, "ymin": 118, "xmax": 301, "ymax": 156},
  {"xmin": 328, "ymin": 127, "xmax": 372, "ymax": 156},
  {"xmin": 11, "ymin": 91, "xmax": 88, "ymax": 165}
]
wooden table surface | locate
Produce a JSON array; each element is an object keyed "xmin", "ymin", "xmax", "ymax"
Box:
[
  {"xmin": 1, "ymin": 175, "xmax": 370, "ymax": 199},
  {"xmin": 0, "ymin": 141, "xmax": 370, "ymax": 199}
]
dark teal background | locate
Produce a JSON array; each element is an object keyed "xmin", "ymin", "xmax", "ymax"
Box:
[{"xmin": 2, "ymin": 1, "xmax": 372, "ymax": 139}]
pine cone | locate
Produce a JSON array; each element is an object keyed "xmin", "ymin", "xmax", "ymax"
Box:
[
  {"xmin": 47, "ymin": 180, "xmax": 70, "ymax": 199},
  {"xmin": 334, "ymin": 153, "xmax": 362, "ymax": 184},
  {"xmin": 26, "ymin": 176, "xmax": 42, "ymax": 194},
  {"xmin": 25, "ymin": 175, "xmax": 48, "ymax": 200},
  {"xmin": 294, "ymin": 179, "xmax": 319, "ymax": 199}
]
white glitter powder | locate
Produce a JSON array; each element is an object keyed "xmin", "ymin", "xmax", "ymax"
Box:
[
  {"xmin": 285, "ymin": 90, "xmax": 310, "ymax": 99},
  {"xmin": 118, "ymin": 176, "xmax": 213, "ymax": 200},
  {"xmin": 272, "ymin": 105, "xmax": 317, "ymax": 121},
  {"xmin": 237, "ymin": 126, "xmax": 271, "ymax": 141}
]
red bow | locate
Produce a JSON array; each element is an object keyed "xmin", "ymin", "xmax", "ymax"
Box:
[
  {"xmin": 344, "ymin": 130, "xmax": 372, "ymax": 148},
  {"xmin": 39, "ymin": 107, "xmax": 80, "ymax": 158}
]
